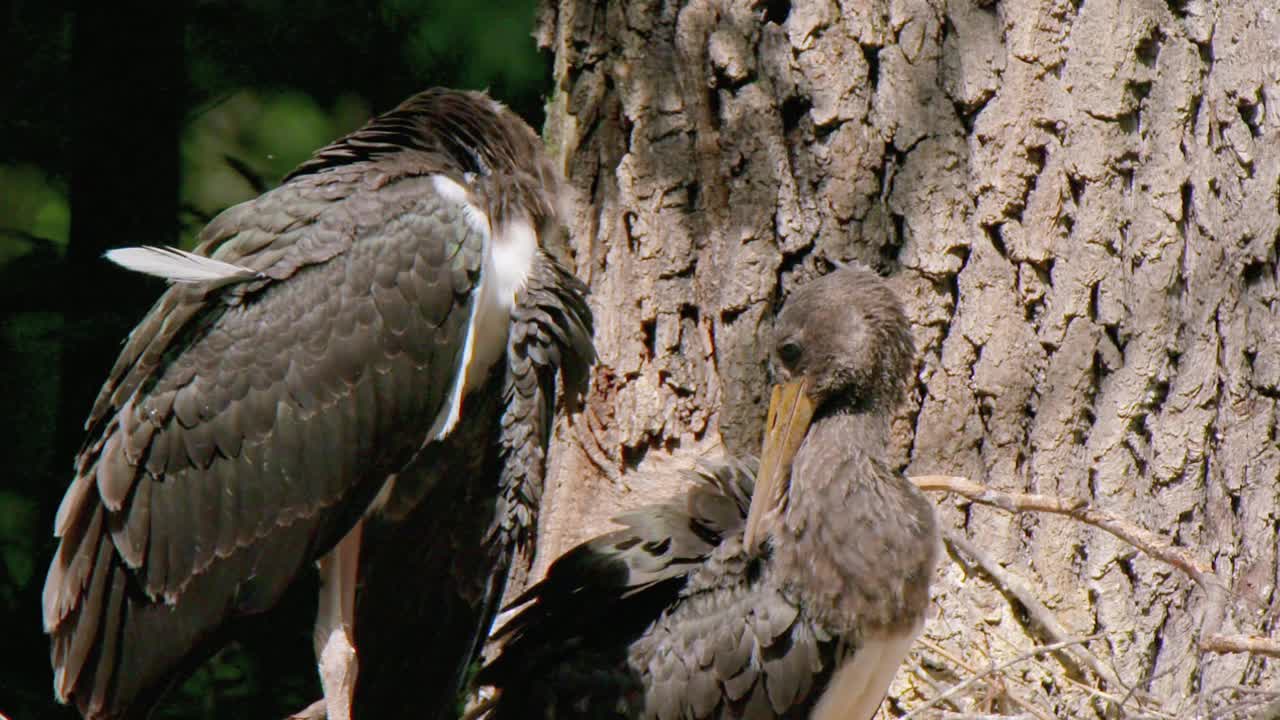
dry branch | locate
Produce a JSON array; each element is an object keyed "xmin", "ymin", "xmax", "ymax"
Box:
[
  {"xmin": 915, "ymin": 637, "xmax": 1056, "ymax": 720},
  {"xmin": 911, "ymin": 475, "xmax": 1212, "ymax": 587},
  {"xmin": 943, "ymin": 532, "xmax": 1140, "ymax": 701},
  {"xmin": 1201, "ymin": 634, "xmax": 1280, "ymax": 660},
  {"xmin": 901, "ymin": 635, "xmax": 1105, "ymax": 720},
  {"xmin": 910, "ymin": 475, "xmax": 1277, "ymax": 662},
  {"xmin": 938, "ymin": 715, "xmax": 1036, "ymax": 720}
]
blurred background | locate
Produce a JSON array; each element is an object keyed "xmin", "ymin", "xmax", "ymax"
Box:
[{"xmin": 0, "ymin": 1, "xmax": 549, "ymax": 717}]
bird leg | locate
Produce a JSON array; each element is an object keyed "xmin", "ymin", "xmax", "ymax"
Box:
[
  {"xmin": 315, "ymin": 520, "xmax": 363, "ymax": 720},
  {"xmin": 287, "ymin": 699, "xmax": 329, "ymax": 720}
]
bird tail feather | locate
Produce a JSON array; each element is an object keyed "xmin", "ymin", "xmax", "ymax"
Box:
[{"xmin": 105, "ymin": 246, "xmax": 260, "ymax": 284}]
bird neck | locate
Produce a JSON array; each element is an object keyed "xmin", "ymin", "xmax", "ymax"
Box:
[
  {"xmin": 811, "ymin": 405, "xmax": 891, "ymax": 450},
  {"xmin": 783, "ymin": 410, "xmax": 891, "ymax": 515},
  {"xmin": 773, "ymin": 409, "xmax": 937, "ymax": 633}
]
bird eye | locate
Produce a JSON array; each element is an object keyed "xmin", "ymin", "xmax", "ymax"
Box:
[{"xmin": 777, "ymin": 341, "xmax": 802, "ymax": 366}]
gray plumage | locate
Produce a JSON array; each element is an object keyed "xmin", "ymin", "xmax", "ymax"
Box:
[
  {"xmin": 43, "ymin": 88, "xmax": 593, "ymax": 720},
  {"xmin": 480, "ymin": 266, "xmax": 937, "ymax": 720},
  {"xmin": 352, "ymin": 254, "xmax": 592, "ymax": 720}
]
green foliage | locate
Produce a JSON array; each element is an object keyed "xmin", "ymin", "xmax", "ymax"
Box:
[
  {"xmin": 180, "ymin": 91, "xmax": 373, "ymax": 246},
  {"xmin": 0, "ymin": 490, "xmax": 39, "ymax": 610},
  {"xmin": 155, "ymin": 640, "xmax": 316, "ymax": 720},
  {"xmin": 0, "ymin": 165, "xmax": 69, "ymax": 263},
  {"xmin": 2, "ymin": 0, "xmax": 549, "ymax": 259},
  {"xmin": 395, "ymin": 0, "xmax": 545, "ymax": 93}
]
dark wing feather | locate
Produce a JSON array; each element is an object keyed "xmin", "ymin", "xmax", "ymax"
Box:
[
  {"xmin": 44, "ymin": 162, "xmax": 486, "ymax": 719},
  {"xmin": 629, "ymin": 546, "xmax": 836, "ymax": 720},
  {"xmin": 496, "ymin": 458, "xmax": 753, "ymax": 640},
  {"xmin": 479, "ymin": 458, "xmax": 759, "ymax": 718},
  {"xmin": 351, "ymin": 368, "xmax": 508, "ymax": 720},
  {"xmin": 351, "ymin": 250, "xmax": 595, "ymax": 720},
  {"xmin": 490, "ymin": 252, "xmax": 596, "ymax": 554}
]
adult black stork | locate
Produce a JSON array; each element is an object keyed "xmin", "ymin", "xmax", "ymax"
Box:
[
  {"xmin": 42, "ymin": 88, "xmax": 593, "ymax": 720},
  {"xmin": 479, "ymin": 266, "xmax": 937, "ymax": 719}
]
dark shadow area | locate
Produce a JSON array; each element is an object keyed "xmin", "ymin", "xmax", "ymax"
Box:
[{"xmin": 0, "ymin": 1, "xmax": 550, "ymax": 717}]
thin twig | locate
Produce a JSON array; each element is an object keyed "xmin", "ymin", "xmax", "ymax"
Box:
[
  {"xmin": 905, "ymin": 657, "xmax": 960, "ymax": 708},
  {"xmin": 1211, "ymin": 685, "xmax": 1280, "ymax": 698},
  {"xmin": 917, "ymin": 636, "xmax": 1055, "ymax": 720},
  {"xmin": 911, "ymin": 475, "xmax": 1278, "ymax": 661},
  {"xmin": 901, "ymin": 636, "xmax": 1106, "ymax": 720},
  {"xmin": 1201, "ymin": 634, "xmax": 1280, "ymax": 659},
  {"xmin": 1206, "ymin": 686, "xmax": 1280, "ymax": 720},
  {"xmin": 911, "ymin": 475, "xmax": 1212, "ymax": 588},
  {"xmin": 944, "ymin": 531, "xmax": 1140, "ymax": 704},
  {"xmin": 1058, "ymin": 673, "xmax": 1159, "ymax": 719},
  {"xmin": 942, "ymin": 707, "xmax": 1039, "ymax": 712}
]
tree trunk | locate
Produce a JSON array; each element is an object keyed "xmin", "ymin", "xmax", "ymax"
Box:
[{"xmin": 529, "ymin": 0, "xmax": 1280, "ymax": 717}]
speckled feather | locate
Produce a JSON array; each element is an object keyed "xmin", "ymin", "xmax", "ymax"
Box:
[
  {"xmin": 481, "ymin": 267, "xmax": 939, "ymax": 720},
  {"xmin": 351, "ymin": 251, "xmax": 593, "ymax": 720},
  {"xmin": 479, "ymin": 459, "xmax": 762, "ymax": 718},
  {"xmin": 480, "ymin": 459, "xmax": 843, "ymax": 720},
  {"xmin": 492, "ymin": 256, "xmax": 594, "ymax": 555},
  {"xmin": 42, "ymin": 88, "xmax": 581, "ymax": 720}
]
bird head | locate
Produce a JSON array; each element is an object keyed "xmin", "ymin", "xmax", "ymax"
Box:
[
  {"xmin": 286, "ymin": 87, "xmax": 565, "ymax": 235},
  {"xmin": 743, "ymin": 265, "xmax": 915, "ymax": 552}
]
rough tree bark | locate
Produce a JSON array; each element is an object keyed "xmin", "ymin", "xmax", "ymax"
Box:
[{"xmin": 525, "ymin": 1, "xmax": 1280, "ymax": 718}]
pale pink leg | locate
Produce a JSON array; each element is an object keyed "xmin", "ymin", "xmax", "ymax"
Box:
[{"xmin": 314, "ymin": 520, "xmax": 363, "ymax": 720}]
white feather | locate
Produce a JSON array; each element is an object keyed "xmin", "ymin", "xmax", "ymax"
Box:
[
  {"xmin": 490, "ymin": 219, "xmax": 537, "ymax": 303},
  {"xmin": 427, "ymin": 281, "xmax": 485, "ymax": 441},
  {"xmin": 105, "ymin": 245, "xmax": 260, "ymax": 284},
  {"xmin": 431, "ymin": 174, "xmax": 490, "ymax": 236},
  {"xmin": 424, "ymin": 173, "xmax": 536, "ymax": 442},
  {"xmin": 812, "ymin": 620, "xmax": 923, "ymax": 720}
]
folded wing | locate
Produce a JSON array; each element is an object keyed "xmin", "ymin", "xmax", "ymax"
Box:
[{"xmin": 44, "ymin": 162, "xmax": 486, "ymax": 719}]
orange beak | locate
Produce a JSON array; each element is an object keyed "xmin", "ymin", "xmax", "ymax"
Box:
[{"xmin": 743, "ymin": 379, "xmax": 814, "ymax": 553}]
